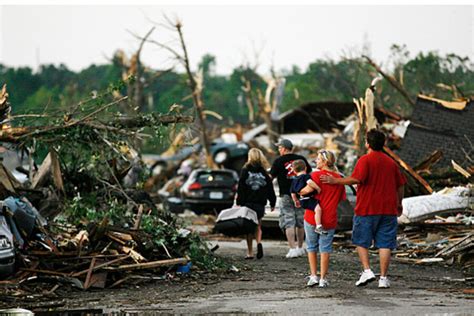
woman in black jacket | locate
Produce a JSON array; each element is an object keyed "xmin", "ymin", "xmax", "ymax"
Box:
[{"xmin": 236, "ymin": 148, "xmax": 276, "ymax": 259}]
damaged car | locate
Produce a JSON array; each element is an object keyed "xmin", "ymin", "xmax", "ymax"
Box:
[{"xmin": 161, "ymin": 169, "xmax": 239, "ymax": 215}]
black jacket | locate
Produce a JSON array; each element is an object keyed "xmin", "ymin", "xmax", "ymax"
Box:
[{"xmin": 236, "ymin": 164, "xmax": 276, "ymax": 209}]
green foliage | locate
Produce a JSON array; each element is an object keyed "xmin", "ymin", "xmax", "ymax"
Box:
[
  {"xmin": 62, "ymin": 193, "xmax": 227, "ymax": 270},
  {"xmin": 64, "ymin": 193, "xmax": 126, "ymax": 225},
  {"xmin": 1, "ymin": 46, "xmax": 473, "ymax": 135},
  {"xmin": 140, "ymin": 212, "xmax": 227, "ymax": 270}
]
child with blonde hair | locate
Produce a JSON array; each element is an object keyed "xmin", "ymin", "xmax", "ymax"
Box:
[{"xmin": 290, "ymin": 159, "xmax": 326, "ymax": 234}]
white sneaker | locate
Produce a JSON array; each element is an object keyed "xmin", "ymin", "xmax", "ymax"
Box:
[
  {"xmin": 319, "ymin": 278, "xmax": 329, "ymax": 288},
  {"xmin": 307, "ymin": 275, "xmax": 319, "ymax": 287},
  {"xmin": 355, "ymin": 270, "xmax": 376, "ymax": 286},
  {"xmin": 285, "ymin": 248, "xmax": 299, "ymax": 258},
  {"xmin": 378, "ymin": 277, "xmax": 391, "ymax": 288},
  {"xmin": 296, "ymin": 247, "xmax": 306, "ymax": 257}
]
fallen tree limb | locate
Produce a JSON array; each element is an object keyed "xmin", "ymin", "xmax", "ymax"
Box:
[
  {"xmin": 363, "ymin": 55, "xmax": 416, "ymax": 108},
  {"xmin": 111, "ymin": 113, "xmax": 194, "ymax": 128},
  {"xmin": 0, "ymin": 112, "xmax": 193, "ymax": 143},
  {"xmin": 102, "ymin": 257, "xmax": 187, "ymax": 272}
]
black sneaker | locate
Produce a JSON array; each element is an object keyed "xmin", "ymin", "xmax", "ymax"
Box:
[{"xmin": 257, "ymin": 243, "xmax": 264, "ymax": 259}]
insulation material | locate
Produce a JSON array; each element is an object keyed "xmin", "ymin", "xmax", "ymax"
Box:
[{"xmin": 399, "ymin": 186, "xmax": 473, "ymax": 223}]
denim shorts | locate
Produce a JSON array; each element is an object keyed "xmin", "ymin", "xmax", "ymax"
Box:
[
  {"xmin": 304, "ymin": 221, "xmax": 335, "ymax": 253},
  {"xmin": 279, "ymin": 195, "xmax": 305, "ymax": 230},
  {"xmin": 352, "ymin": 215, "xmax": 398, "ymax": 250}
]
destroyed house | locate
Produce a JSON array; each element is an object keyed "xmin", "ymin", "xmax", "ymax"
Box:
[
  {"xmin": 243, "ymin": 101, "xmax": 388, "ymax": 146},
  {"xmin": 397, "ymin": 96, "xmax": 474, "ymax": 168},
  {"xmin": 277, "ymin": 101, "xmax": 386, "ymax": 134}
]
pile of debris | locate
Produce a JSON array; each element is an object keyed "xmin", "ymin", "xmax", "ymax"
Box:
[
  {"xmin": 0, "ymin": 195, "xmax": 222, "ymax": 304},
  {"xmin": 0, "ymin": 83, "xmax": 227, "ymax": 304},
  {"xmin": 397, "ymin": 226, "xmax": 473, "ymax": 276}
]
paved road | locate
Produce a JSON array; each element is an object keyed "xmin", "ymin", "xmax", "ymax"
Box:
[{"xmin": 107, "ymin": 240, "xmax": 474, "ymax": 315}]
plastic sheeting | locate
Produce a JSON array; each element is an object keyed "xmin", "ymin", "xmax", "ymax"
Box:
[{"xmin": 399, "ymin": 186, "xmax": 473, "ymax": 223}]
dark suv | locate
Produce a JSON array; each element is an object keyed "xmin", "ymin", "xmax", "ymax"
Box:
[{"xmin": 180, "ymin": 169, "xmax": 239, "ymax": 214}]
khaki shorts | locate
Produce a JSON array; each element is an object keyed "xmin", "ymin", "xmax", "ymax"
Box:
[{"xmin": 279, "ymin": 195, "xmax": 305, "ymax": 230}]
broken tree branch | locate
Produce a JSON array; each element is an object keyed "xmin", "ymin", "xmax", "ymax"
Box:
[{"xmin": 363, "ymin": 55, "xmax": 416, "ymax": 108}]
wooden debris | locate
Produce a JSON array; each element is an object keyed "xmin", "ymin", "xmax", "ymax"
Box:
[
  {"xmin": 0, "ymin": 163, "xmax": 19, "ymax": 194},
  {"xmin": 32, "ymin": 153, "xmax": 52, "ymax": 189},
  {"xmin": 451, "ymin": 160, "xmax": 472, "ymax": 178},
  {"xmin": 435, "ymin": 233, "xmax": 474, "ymax": 258},
  {"xmin": 103, "ymin": 257, "xmax": 187, "ymax": 272},
  {"xmin": 418, "ymin": 94, "xmax": 468, "ymax": 111},
  {"xmin": 72, "ymin": 255, "xmax": 130, "ymax": 277},
  {"xmin": 83, "ymin": 257, "xmax": 97, "ymax": 290},
  {"xmin": 50, "ymin": 150, "xmax": 65, "ymax": 193},
  {"xmin": 384, "ymin": 146, "xmax": 433, "ymax": 194},
  {"xmin": 414, "ymin": 150, "xmax": 443, "ymax": 174},
  {"xmin": 133, "ymin": 204, "xmax": 144, "ymax": 230}
]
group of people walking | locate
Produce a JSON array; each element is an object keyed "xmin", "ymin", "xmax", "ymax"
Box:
[{"xmin": 235, "ymin": 129, "xmax": 406, "ymax": 289}]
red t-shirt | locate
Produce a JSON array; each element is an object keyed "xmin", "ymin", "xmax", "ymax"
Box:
[
  {"xmin": 351, "ymin": 151, "xmax": 407, "ymax": 216},
  {"xmin": 304, "ymin": 169, "xmax": 346, "ymax": 229}
]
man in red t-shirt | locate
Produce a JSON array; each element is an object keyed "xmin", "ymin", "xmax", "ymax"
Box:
[{"xmin": 321, "ymin": 129, "xmax": 406, "ymax": 289}]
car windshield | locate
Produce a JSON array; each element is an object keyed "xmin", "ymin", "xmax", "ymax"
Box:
[{"xmin": 196, "ymin": 172, "xmax": 234, "ymax": 184}]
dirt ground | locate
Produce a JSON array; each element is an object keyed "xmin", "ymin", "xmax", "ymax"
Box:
[{"xmin": 3, "ymin": 237, "xmax": 473, "ymax": 315}]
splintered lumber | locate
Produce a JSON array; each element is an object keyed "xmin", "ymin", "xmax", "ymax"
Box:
[
  {"xmin": 72, "ymin": 255, "xmax": 130, "ymax": 277},
  {"xmin": 414, "ymin": 150, "xmax": 443, "ymax": 173},
  {"xmin": 418, "ymin": 94, "xmax": 468, "ymax": 111},
  {"xmin": 384, "ymin": 146, "xmax": 433, "ymax": 194},
  {"xmin": 103, "ymin": 257, "xmax": 187, "ymax": 272},
  {"xmin": 451, "ymin": 160, "xmax": 471, "ymax": 178},
  {"xmin": 32, "ymin": 153, "xmax": 52, "ymax": 189},
  {"xmin": 31, "ymin": 149, "xmax": 66, "ymax": 192},
  {"xmin": 83, "ymin": 257, "xmax": 97, "ymax": 290},
  {"xmin": 118, "ymin": 246, "xmax": 146, "ymax": 262},
  {"xmin": 435, "ymin": 233, "xmax": 474, "ymax": 258},
  {"xmin": 0, "ymin": 164, "xmax": 19, "ymax": 193},
  {"xmin": 50, "ymin": 150, "xmax": 65, "ymax": 192}
]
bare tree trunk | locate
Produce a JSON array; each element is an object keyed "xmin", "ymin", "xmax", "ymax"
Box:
[
  {"xmin": 175, "ymin": 22, "xmax": 213, "ymax": 168},
  {"xmin": 241, "ymin": 79, "xmax": 255, "ymax": 123},
  {"xmin": 257, "ymin": 89, "xmax": 278, "ymax": 145},
  {"xmin": 133, "ymin": 28, "xmax": 154, "ymax": 113}
]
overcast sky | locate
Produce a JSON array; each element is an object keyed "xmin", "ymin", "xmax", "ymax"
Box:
[{"xmin": 1, "ymin": 5, "xmax": 473, "ymax": 75}]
